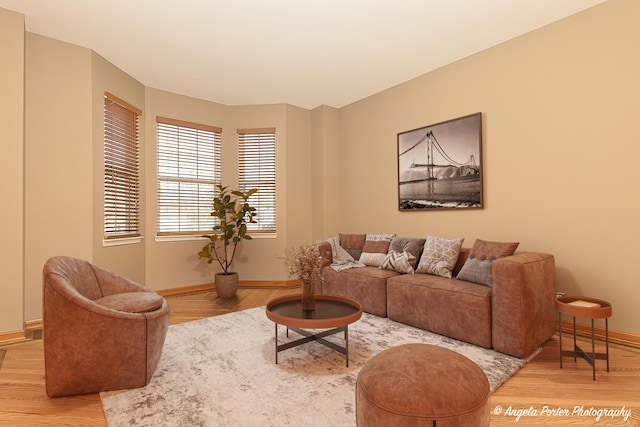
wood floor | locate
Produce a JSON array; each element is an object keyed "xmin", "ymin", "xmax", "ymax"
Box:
[{"xmin": 1, "ymin": 288, "xmax": 638, "ymax": 426}]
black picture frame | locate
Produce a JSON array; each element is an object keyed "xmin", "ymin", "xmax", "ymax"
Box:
[{"xmin": 398, "ymin": 112, "xmax": 483, "ymax": 210}]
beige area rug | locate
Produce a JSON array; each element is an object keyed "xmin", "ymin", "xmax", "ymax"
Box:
[{"xmin": 101, "ymin": 307, "xmax": 539, "ymax": 426}]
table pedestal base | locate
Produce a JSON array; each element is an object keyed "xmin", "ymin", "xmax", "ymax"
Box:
[{"xmin": 274, "ymin": 324, "xmax": 350, "ymax": 366}]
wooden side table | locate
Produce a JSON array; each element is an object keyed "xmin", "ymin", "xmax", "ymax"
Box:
[{"xmin": 557, "ymin": 296, "xmax": 612, "ymax": 380}]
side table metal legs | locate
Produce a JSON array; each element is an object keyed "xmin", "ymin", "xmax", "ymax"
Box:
[{"xmin": 558, "ymin": 312, "xmax": 610, "ymax": 380}]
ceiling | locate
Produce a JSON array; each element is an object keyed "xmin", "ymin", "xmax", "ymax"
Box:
[{"xmin": 1, "ymin": 0, "xmax": 607, "ymax": 110}]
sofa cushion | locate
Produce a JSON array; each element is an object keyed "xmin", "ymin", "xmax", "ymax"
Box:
[
  {"xmin": 339, "ymin": 233, "xmax": 366, "ymax": 260},
  {"xmin": 389, "ymin": 237, "xmax": 426, "ymax": 268},
  {"xmin": 359, "ymin": 233, "xmax": 395, "ymax": 266},
  {"xmin": 470, "ymin": 239, "xmax": 519, "ymax": 258},
  {"xmin": 321, "ymin": 265, "xmax": 398, "ymax": 317},
  {"xmin": 416, "ymin": 235, "xmax": 464, "ymax": 278},
  {"xmin": 380, "ymin": 250, "xmax": 417, "ymax": 274},
  {"xmin": 387, "ymin": 273, "xmax": 492, "ymax": 348},
  {"xmin": 456, "ymin": 255, "xmax": 495, "ymax": 287}
]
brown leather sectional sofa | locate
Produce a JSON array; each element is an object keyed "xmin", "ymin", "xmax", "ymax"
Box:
[{"xmin": 317, "ymin": 241, "xmax": 556, "ymax": 359}]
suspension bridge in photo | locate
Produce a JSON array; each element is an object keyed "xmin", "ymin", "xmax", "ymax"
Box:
[{"xmin": 399, "ymin": 130, "xmax": 478, "ymax": 182}]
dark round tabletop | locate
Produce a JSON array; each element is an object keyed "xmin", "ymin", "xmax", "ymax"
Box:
[{"xmin": 265, "ymin": 294, "xmax": 363, "ymax": 329}]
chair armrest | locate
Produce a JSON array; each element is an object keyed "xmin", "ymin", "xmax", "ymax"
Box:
[
  {"xmin": 44, "ymin": 274, "xmax": 149, "ymax": 320},
  {"xmin": 491, "ymin": 252, "xmax": 556, "ymax": 358}
]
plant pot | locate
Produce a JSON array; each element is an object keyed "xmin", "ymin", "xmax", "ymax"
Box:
[{"xmin": 215, "ymin": 272, "xmax": 238, "ymax": 298}]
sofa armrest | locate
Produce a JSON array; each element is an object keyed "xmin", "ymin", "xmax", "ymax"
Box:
[{"xmin": 491, "ymin": 252, "xmax": 556, "ymax": 358}]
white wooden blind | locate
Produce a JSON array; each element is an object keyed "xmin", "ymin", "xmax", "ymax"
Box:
[
  {"xmin": 103, "ymin": 92, "xmax": 141, "ymax": 240},
  {"xmin": 157, "ymin": 117, "xmax": 222, "ymax": 235},
  {"xmin": 238, "ymin": 128, "xmax": 276, "ymax": 232}
]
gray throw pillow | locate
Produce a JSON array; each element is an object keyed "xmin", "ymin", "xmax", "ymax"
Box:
[{"xmin": 456, "ymin": 255, "xmax": 495, "ymax": 287}]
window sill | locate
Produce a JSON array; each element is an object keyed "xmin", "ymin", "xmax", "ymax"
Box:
[
  {"xmin": 103, "ymin": 236, "xmax": 143, "ymax": 247},
  {"xmin": 155, "ymin": 235, "xmax": 207, "ymax": 243},
  {"xmin": 155, "ymin": 232, "xmax": 277, "ymax": 243}
]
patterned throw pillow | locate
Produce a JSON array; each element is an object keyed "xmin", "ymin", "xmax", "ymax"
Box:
[
  {"xmin": 415, "ymin": 235, "xmax": 464, "ymax": 278},
  {"xmin": 389, "ymin": 237, "xmax": 426, "ymax": 269},
  {"xmin": 456, "ymin": 255, "xmax": 495, "ymax": 287},
  {"xmin": 359, "ymin": 233, "xmax": 395, "ymax": 267},
  {"xmin": 380, "ymin": 250, "xmax": 417, "ymax": 274}
]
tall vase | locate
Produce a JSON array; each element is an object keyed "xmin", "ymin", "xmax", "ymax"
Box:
[{"xmin": 301, "ymin": 279, "xmax": 315, "ymax": 311}]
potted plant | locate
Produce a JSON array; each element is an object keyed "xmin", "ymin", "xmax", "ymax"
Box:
[
  {"xmin": 198, "ymin": 184, "xmax": 257, "ymax": 298},
  {"xmin": 283, "ymin": 243, "xmax": 324, "ymax": 311}
]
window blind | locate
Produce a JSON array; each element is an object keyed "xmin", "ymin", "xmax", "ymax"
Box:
[
  {"xmin": 238, "ymin": 128, "xmax": 276, "ymax": 232},
  {"xmin": 103, "ymin": 92, "xmax": 141, "ymax": 239},
  {"xmin": 157, "ymin": 117, "xmax": 222, "ymax": 235}
]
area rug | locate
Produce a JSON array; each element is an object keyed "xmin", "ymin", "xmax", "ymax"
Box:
[{"xmin": 101, "ymin": 307, "xmax": 539, "ymax": 426}]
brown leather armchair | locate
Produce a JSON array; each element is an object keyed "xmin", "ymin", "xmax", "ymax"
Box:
[{"xmin": 43, "ymin": 256, "xmax": 170, "ymax": 397}]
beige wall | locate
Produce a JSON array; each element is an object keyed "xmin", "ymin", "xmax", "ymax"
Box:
[
  {"xmin": 283, "ymin": 104, "xmax": 313, "ymax": 248},
  {"xmin": 23, "ymin": 34, "xmax": 94, "ymax": 321},
  {"xmin": 0, "ymin": 8, "xmax": 24, "ymax": 333},
  {"xmin": 310, "ymin": 105, "xmax": 341, "ymax": 242},
  {"xmin": 337, "ymin": 0, "xmax": 640, "ymax": 334}
]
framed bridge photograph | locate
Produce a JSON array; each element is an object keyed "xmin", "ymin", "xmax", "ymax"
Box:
[{"xmin": 397, "ymin": 112, "xmax": 483, "ymax": 210}]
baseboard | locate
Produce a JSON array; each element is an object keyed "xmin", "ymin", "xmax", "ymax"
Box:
[
  {"xmin": 0, "ymin": 330, "xmax": 26, "ymax": 346},
  {"xmin": 25, "ymin": 319, "xmax": 43, "ymax": 340},
  {"xmin": 237, "ymin": 279, "xmax": 300, "ymax": 289},
  {"xmin": 0, "ymin": 320, "xmax": 45, "ymax": 347},
  {"xmin": 156, "ymin": 279, "xmax": 300, "ymax": 297},
  {"xmin": 559, "ymin": 320, "xmax": 640, "ymax": 350},
  {"xmin": 157, "ymin": 282, "xmax": 215, "ymax": 297}
]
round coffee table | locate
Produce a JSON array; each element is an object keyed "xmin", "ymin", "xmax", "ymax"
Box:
[{"xmin": 265, "ymin": 294, "xmax": 363, "ymax": 366}]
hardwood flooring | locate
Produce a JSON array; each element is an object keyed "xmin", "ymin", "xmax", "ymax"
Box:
[{"xmin": 1, "ymin": 288, "xmax": 638, "ymax": 426}]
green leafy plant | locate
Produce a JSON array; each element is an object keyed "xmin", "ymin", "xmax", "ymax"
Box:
[{"xmin": 198, "ymin": 184, "xmax": 257, "ymax": 274}]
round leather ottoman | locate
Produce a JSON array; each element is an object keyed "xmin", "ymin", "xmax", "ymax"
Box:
[{"xmin": 356, "ymin": 343, "xmax": 490, "ymax": 426}]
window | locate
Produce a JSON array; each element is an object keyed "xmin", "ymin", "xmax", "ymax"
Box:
[
  {"xmin": 157, "ymin": 117, "xmax": 222, "ymax": 235},
  {"xmin": 103, "ymin": 92, "xmax": 141, "ymax": 240},
  {"xmin": 238, "ymin": 128, "xmax": 276, "ymax": 232}
]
